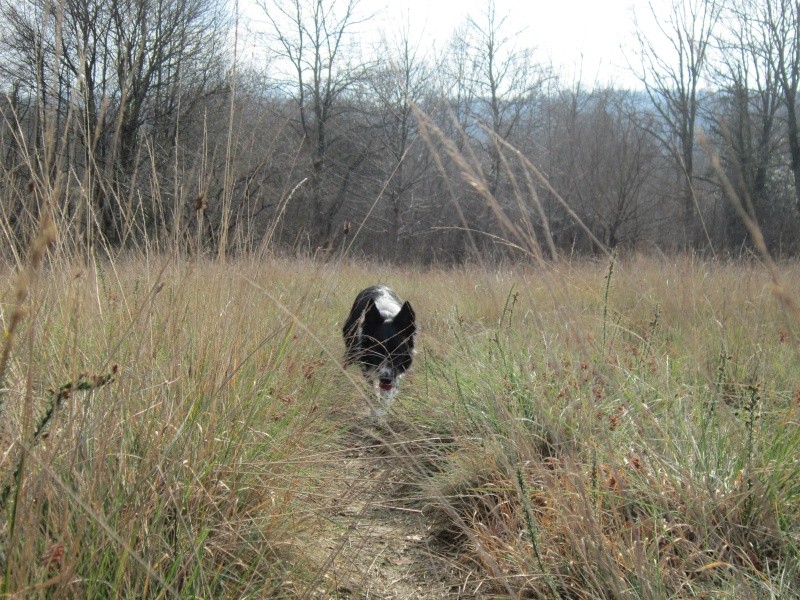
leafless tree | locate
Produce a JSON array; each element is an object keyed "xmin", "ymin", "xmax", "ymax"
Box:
[
  {"xmin": 258, "ymin": 0, "xmax": 372, "ymax": 247},
  {"xmin": 633, "ymin": 0, "xmax": 722, "ymax": 246},
  {"xmin": 0, "ymin": 0, "xmax": 231, "ymax": 245},
  {"xmin": 432, "ymin": 0, "xmax": 549, "ymax": 257},
  {"xmin": 708, "ymin": 0, "xmax": 783, "ymax": 248},
  {"xmin": 365, "ymin": 22, "xmax": 435, "ymax": 258},
  {"xmin": 572, "ymin": 90, "xmax": 663, "ymax": 249},
  {"xmin": 451, "ymin": 0, "xmax": 544, "ymax": 196},
  {"xmin": 535, "ymin": 87, "xmax": 667, "ymax": 251},
  {"xmin": 758, "ymin": 0, "xmax": 800, "ymax": 214}
]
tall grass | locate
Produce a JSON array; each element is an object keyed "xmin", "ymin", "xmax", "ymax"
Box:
[
  {"xmin": 402, "ymin": 256, "xmax": 800, "ymax": 597},
  {"xmin": 2, "ymin": 222, "xmax": 800, "ymax": 597},
  {"xmin": 0, "ymin": 254, "xmax": 338, "ymax": 595}
]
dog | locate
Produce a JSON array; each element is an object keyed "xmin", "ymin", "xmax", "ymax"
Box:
[{"xmin": 342, "ymin": 286, "xmax": 416, "ymax": 414}]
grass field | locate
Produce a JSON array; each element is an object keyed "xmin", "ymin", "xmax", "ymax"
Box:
[{"xmin": 1, "ymin": 247, "xmax": 800, "ymax": 598}]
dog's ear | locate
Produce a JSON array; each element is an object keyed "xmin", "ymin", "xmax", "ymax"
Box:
[
  {"xmin": 362, "ymin": 299, "xmax": 383, "ymax": 327},
  {"xmin": 395, "ymin": 301, "xmax": 415, "ymax": 333}
]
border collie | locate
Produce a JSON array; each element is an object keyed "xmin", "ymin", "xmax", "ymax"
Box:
[{"xmin": 342, "ymin": 286, "xmax": 416, "ymax": 414}]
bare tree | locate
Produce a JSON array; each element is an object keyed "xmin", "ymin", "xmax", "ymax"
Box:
[
  {"xmin": 759, "ymin": 0, "xmax": 800, "ymax": 214},
  {"xmin": 453, "ymin": 0, "xmax": 543, "ymax": 196},
  {"xmin": 433, "ymin": 0, "xmax": 548, "ymax": 257},
  {"xmin": 572, "ymin": 90, "xmax": 663, "ymax": 249},
  {"xmin": 366, "ymin": 22, "xmax": 435, "ymax": 258},
  {"xmin": 708, "ymin": 0, "xmax": 783, "ymax": 249},
  {"xmin": 258, "ymin": 0, "xmax": 372, "ymax": 247},
  {"xmin": 0, "ymin": 0, "xmax": 231, "ymax": 245},
  {"xmin": 633, "ymin": 0, "xmax": 722, "ymax": 246}
]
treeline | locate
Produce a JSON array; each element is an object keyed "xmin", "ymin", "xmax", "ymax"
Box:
[{"xmin": 0, "ymin": 0, "xmax": 798, "ymax": 263}]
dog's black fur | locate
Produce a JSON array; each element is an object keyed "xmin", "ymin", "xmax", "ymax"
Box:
[{"xmin": 342, "ymin": 286, "xmax": 416, "ymax": 400}]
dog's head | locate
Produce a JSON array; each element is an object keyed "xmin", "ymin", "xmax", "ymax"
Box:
[{"xmin": 360, "ymin": 298, "xmax": 415, "ymax": 397}]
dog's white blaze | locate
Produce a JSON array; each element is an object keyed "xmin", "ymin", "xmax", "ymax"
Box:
[{"xmin": 373, "ymin": 288, "xmax": 401, "ymax": 320}]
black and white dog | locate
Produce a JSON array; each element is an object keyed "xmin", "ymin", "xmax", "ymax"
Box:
[{"xmin": 342, "ymin": 286, "xmax": 416, "ymax": 414}]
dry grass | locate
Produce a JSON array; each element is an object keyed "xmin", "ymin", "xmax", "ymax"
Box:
[
  {"xmin": 0, "ymin": 246, "xmax": 798, "ymax": 597},
  {"xmin": 401, "ymin": 256, "xmax": 800, "ymax": 598},
  {"xmin": 0, "ymin": 254, "xmax": 349, "ymax": 596}
]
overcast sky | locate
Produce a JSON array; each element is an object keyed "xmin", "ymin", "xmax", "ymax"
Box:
[
  {"xmin": 374, "ymin": 0, "xmax": 644, "ymax": 87},
  {"xmin": 243, "ymin": 0, "xmax": 656, "ymax": 89}
]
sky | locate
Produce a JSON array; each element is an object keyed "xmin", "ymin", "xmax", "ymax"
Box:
[
  {"xmin": 373, "ymin": 0, "xmax": 646, "ymax": 88},
  {"xmin": 242, "ymin": 0, "xmax": 658, "ymax": 89}
]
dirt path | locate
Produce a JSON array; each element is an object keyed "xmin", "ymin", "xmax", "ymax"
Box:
[{"xmin": 307, "ymin": 420, "xmax": 470, "ymax": 599}]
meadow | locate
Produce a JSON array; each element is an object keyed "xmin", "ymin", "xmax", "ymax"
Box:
[{"xmin": 1, "ymin": 244, "xmax": 799, "ymax": 598}]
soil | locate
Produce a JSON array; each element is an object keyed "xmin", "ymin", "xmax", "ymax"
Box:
[{"xmin": 303, "ymin": 416, "xmax": 475, "ymax": 599}]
